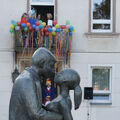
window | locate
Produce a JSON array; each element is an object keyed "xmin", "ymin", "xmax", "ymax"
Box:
[
  {"xmin": 89, "ymin": 65, "xmax": 113, "ymax": 104},
  {"xmin": 91, "ymin": 0, "xmax": 113, "ymax": 33},
  {"xmin": 30, "ymin": 0, "xmax": 56, "ymax": 22}
]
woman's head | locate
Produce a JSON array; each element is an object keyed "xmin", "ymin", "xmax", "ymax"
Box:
[
  {"xmin": 54, "ymin": 68, "xmax": 80, "ymax": 89},
  {"xmin": 54, "ymin": 68, "xmax": 82, "ymax": 110}
]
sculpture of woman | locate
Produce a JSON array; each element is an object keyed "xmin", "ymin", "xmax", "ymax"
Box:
[{"xmin": 46, "ymin": 68, "xmax": 82, "ymax": 120}]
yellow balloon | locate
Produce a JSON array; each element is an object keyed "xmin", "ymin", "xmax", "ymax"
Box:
[
  {"xmin": 10, "ymin": 25, "xmax": 14, "ymax": 29},
  {"xmin": 66, "ymin": 29, "xmax": 69, "ymax": 33},
  {"xmin": 72, "ymin": 28, "xmax": 75, "ymax": 32},
  {"xmin": 42, "ymin": 22, "xmax": 46, "ymax": 27},
  {"xmin": 55, "ymin": 24, "xmax": 60, "ymax": 29},
  {"xmin": 52, "ymin": 31, "xmax": 56, "ymax": 36}
]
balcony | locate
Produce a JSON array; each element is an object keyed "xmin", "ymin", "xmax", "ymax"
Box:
[{"xmin": 10, "ymin": 21, "xmax": 74, "ymax": 68}]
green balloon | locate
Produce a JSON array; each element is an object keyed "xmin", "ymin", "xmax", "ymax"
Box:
[
  {"xmin": 13, "ymin": 22, "xmax": 17, "ymax": 27},
  {"xmin": 24, "ymin": 27, "xmax": 28, "ymax": 32},
  {"xmin": 66, "ymin": 20, "xmax": 70, "ymax": 25},
  {"xmin": 10, "ymin": 29, "xmax": 13, "ymax": 33},
  {"xmin": 39, "ymin": 20, "xmax": 42, "ymax": 24}
]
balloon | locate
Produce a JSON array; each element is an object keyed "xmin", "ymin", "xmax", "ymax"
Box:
[
  {"xmin": 21, "ymin": 23, "xmax": 26, "ymax": 28},
  {"xmin": 36, "ymin": 26, "xmax": 39, "ymax": 31},
  {"xmin": 66, "ymin": 25, "xmax": 70, "ymax": 29},
  {"xmin": 29, "ymin": 26, "xmax": 33, "ymax": 31},
  {"xmin": 10, "ymin": 25, "xmax": 14, "ymax": 29},
  {"xmin": 53, "ymin": 20, "xmax": 57, "ymax": 26},
  {"xmin": 69, "ymin": 26, "xmax": 74, "ymax": 31},
  {"xmin": 52, "ymin": 27, "xmax": 56, "ymax": 31},
  {"xmin": 39, "ymin": 24, "xmax": 43, "ymax": 29},
  {"xmin": 66, "ymin": 20, "xmax": 70, "ymax": 25},
  {"xmin": 27, "ymin": 23, "xmax": 31, "ymax": 27},
  {"xmin": 55, "ymin": 24, "xmax": 60, "ymax": 29},
  {"xmin": 69, "ymin": 32, "xmax": 72, "ymax": 36},
  {"xmin": 72, "ymin": 28, "xmax": 75, "ymax": 32},
  {"xmin": 15, "ymin": 26, "xmax": 20, "ymax": 31},
  {"xmin": 35, "ymin": 21, "xmax": 39, "ymax": 26},
  {"xmin": 48, "ymin": 27, "xmax": 52, "ymax": 32},
  {"xmin": 44, "ymin": 27, "xmax": 48, "ymax": 32},
  {"xmin": 24, "ymin": 27, "xmax": 28, "ymax": 32},
  {"xmin": 9, "ymin": 29, "xmax": 13, "ymax": 33},
  {"xmin": 13, "ymin": 22, "xmax": 17, "ymax": 27},
  {"xmin": 61, "ymin": 25, "xmax": 66, "ymax": 29},
  {"xmin": 42, "ymin": 22, "xmax": 46, "ymax": 27},
  {"xmin": 56, "ymin": 28, "xmax": 60, "ymax": 32},
  {"xmin": 17, "ymin": 21, "xmax": 21, "ymax": 26},
  {"xmin": 39, "ymin": 20, "xmax": 42, "ymax": 24},
  {"xmin": 32, "ymin": 24, "xmax": 36, "ymax": 29},
  {"xmin": 45, "ymin": 32, "xmax": 49, "ymax": 36},
  {"xmin": 11, "ymin": 20, "xmax": 15, "ymax": 24},
  {"xmin": 66, "ymin": 29, "xmax": 69, "ymax": 33},
  {"xmin": 52, "ymin": 31, "xmax": 56, "ymax": 36}
]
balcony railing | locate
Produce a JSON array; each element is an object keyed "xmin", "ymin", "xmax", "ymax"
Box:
[{"xmin": 10, "ymin": 20, "xmax": 74, "ymax": 67}]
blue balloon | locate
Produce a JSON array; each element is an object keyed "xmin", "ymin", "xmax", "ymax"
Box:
[
  {"xmin": 39, "ymin": 24, "xmax": 43, "ymax": 29},
  {"xmin": 69, "ymin": 26, "xmax": 74, "ymax": 32},
  {"xmin": 56, "ymin": 28, "xmax": 60, "ymax": 33},
  {"xmin": 11, "ymin": 20, "xmax": 15, "ymax": 24},
  {"xmin": 48, "ymin": 27, "xmax": 52, "ymax": 32},
  {"xmin": 32, "ymin": 24, "xmax": 36, "ymax": 29},
  {"xmin": 21, "ymin": 23, "xmax": 26, "ymax": 28},
  {"xmin": 69, "ymin": 32, "xmax": 72, "ymax": 36}
]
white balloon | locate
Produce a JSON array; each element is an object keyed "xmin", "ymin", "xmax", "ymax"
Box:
[
  {"xmin": 15, "ymin": 26, "xmax": 20, "ymax": 31},
  {"xmin": 52, "ymin": 27, "xmax": 56, "ymax": 32},
  {"xmin": 36, "ymin": 26, "xmax": 39, "ymax": 31}
]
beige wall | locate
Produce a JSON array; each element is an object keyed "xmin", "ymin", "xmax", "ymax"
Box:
[
  {"xmin": 0, "ymin": 0, "xmax": 120, "ymax": 120},
  {"xmin": 0, "ymin": 0, "xmax": 26, "ymax": 119}
]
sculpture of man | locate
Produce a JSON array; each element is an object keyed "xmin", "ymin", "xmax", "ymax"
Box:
[{"xmin": 9, "ymin": 48, "xmax": 63, "ymax": 120}]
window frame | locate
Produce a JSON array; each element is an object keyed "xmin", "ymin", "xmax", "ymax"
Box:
[
  {"xmin": 88, "ymin": 64, "xmax": 114, "ymax": 104},
  {"xmin": 29, "ymin": 0, "xmax": 57, "ymax": 20},
  {"xmin": 91, "ymin": 0, "xmax": 113, "ymax": 33},
  {"xmin": 30, "ymin": 0, "xmax": 55, "ymax": 6}
]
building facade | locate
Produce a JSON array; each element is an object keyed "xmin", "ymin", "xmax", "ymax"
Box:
[{"xmin": 0, "ymin": 0, "xmax": 120, "ymax": 120}]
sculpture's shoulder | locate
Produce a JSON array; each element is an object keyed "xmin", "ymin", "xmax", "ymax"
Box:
[{"xmin": 12, "ymin": 69, "xmax": 33, "ymax": 93}]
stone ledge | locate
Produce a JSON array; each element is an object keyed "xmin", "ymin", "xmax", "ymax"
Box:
[{"xmin": 85, "ymin": 32, "xmax": 120, "ymax": 38}]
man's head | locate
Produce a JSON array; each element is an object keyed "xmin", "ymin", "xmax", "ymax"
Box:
[
  {"xmin": 31, "ymin": 48, "xmax": 56, "ymax": 78},
  {"xmin": 38, "ymin": 14, "xmax": 41, "ymax": 20}
]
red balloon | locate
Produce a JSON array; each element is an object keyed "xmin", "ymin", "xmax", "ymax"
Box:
[
  {"xmin": 61, "ymin": 25, "xmax": 66, "ymax": 29},
  {"xmin": 35, "ymin": 21, "xmax": 39, "ymax": 26},
  {"xmin": 45, "ymin": 32, "xmax": 49, "ymax": 36},
  {"xmin": 17, "ymin": 21, "xmax": 21, "ymax": 26},
  {"xmin": 44, "ymin": 27, "xmax": 48, "ymax": 32},
  {"xmin": 29, "ymin": 26, "xmax": 33, "ymax": 31},
  {"xmin": 53, "ymin": 20, "xmax": 57, "ymax": 26}
]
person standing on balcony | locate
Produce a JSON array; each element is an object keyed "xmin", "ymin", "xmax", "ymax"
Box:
[
  {"xmin": 28, "ymin": 9, "xmax": 36, "ymax": 25},
  {"xmin": 21, "ymin": 13, "xmax": 28, "ymax": 24},
  {"xmin": 47, "ymin": 13, "xmax": 53, "ymax": 26}
]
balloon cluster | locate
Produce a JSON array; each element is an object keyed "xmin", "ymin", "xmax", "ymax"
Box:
[{"xmin": 10, "ymin": 20, "xmax": 75, "ymax": 38}]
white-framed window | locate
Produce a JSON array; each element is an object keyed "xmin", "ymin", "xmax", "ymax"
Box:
[
  {"xmin": 30, "ymin": 0, "xmax": 56, "ymax": 22},
  {"xmin": 91, "ymin": 0, "xmax": 113, "ymax": 33},
  {"xmin": 30, "ymin": 0, "xmax": 55, "ymax": 6},
  {"xmin": 88, "ymin": 64, "xmax": 114, "ymax": 104}
]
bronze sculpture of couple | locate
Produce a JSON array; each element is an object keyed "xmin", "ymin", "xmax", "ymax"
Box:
[{"xmin": 9, "ymin": 48, "xmax": 82, "ymax": 120}]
